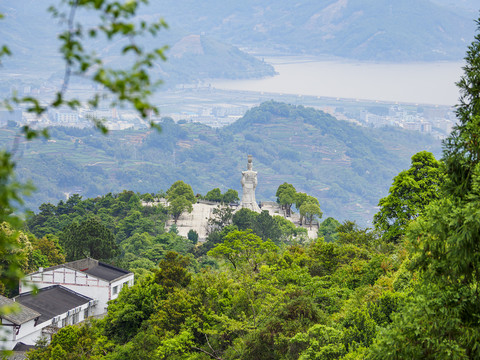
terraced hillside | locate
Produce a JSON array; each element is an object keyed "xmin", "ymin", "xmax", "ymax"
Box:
[{"xmin": 4, "ymin": 102, "xmax": 441, "ymax": 224}]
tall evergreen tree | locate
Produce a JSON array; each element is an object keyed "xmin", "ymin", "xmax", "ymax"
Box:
[{"xmin": 370, "ymin": 17, "xmax": 480, "ymax": 359}]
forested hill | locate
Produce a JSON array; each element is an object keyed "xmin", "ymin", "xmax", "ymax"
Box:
[{"xmin": 5, "ymin": 101, "xmax": 441, "ymax": 225}]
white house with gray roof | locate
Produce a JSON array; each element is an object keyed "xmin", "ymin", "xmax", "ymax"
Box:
[
  {"xmin": 0, "ymin": 258, "xmax": 133, "ymax": 351},
  {"xmin": 20, "ymin": 258, "xmax": 134, "ymax": 316},
  {"xmin": 0, "ymin": 286, "xmax": 92, "ymax": 350}
]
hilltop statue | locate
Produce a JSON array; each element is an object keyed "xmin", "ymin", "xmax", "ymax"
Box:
[{"xmin": 241, "ymin": 155, "xmax": 261, "ymax": 212}]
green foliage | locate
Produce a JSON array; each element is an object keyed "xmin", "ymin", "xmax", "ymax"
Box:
[
  {"xmin": 295, "ymin": 193, "xmax": 320, "ymax": 225},
  {"xmin": 300, "ymin": 202, "xmax": 323, "ymax": 227},
  {"xmin": 207, "ymin": 205, "xmax": 234, "ymax": 232},
  {"xmin": 208, "ymin": 229, "xmax": 278, "ymax": 272},
  {"xmin": 336, "ymin": 221, "xmax": 379, "ymax": 249},
  {"xmin": 167, "ymin": 180, "xmax": 196, "ymax": 223},
  {"xmin": 25, "ymin": 190, "xmax": 171, "ymax": 275},
  {"xmin": 6, "ymin": 0, "xmax": 168, "ymax": 129},
  {"xmin": 290, "ymin": 324, "xmax": 346, "ymax": 360},
  {"xmin": 318, "ymin": 217, "xmax": 341, "ymax": 242},
  {"xmin": 62, "ymin": 216, "xmax": 117, "ymax": 261},
  {"xmin": 0, "ymin": 152, "xmax": 34, "ymax": 294},
  {"xmin": 373, "ymin": 151, "xmax": 443, "ymax": 243},
  {"xmin": 274, "ymin": 215, "xmax": 308, "ymax": 242},
  {"xmin": 252, "ymin": 210, "xmax": 282, "ymax": 243},
  {"xmin": 153, "ymin": 252, "xmax": 192, "ymax": 290},
  {"xmin": 104, "ymin": 275, "xmax": 164, "ymax": 344},
  {"xmin": 232, "ymin": 207, "xmax": 257, "ymax": 231},
  {"xmin": 222, "ymin": 189, "xmax": 240, "ymax": 204},
  {"xmin": 205, "ymin": 188, "xmax": 222, "ymax": 202},
  {"xmin": 276, "ymin": 182, "xmax": 297, "ymax": 216},
  {"xmin": 187, "ymin": 229, "xmax": 199, "ymax": 245},
  {"xmin": 370, "ymin": 17, "xmax": 480, "ymax": 359},
  {"xmin": 205, "ymin": 188, "xmax": 240, "ymax": 204}
]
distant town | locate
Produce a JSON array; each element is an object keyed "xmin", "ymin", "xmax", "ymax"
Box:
[{"xmin": 0, "ymin": 82, "xmax": 456, "ymax": 138}]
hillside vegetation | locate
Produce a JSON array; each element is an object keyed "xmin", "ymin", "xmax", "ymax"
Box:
[
  {"xmin": 148, "ymin": 0, "xmax": 475, "ymax": 61},
  {"xmin": 4, "ymin": 101, "xmax": 441, "ymax": 224}
]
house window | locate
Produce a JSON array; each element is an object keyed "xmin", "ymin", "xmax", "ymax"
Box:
[
  {"xmin": 61, "ymin": 318, "xmax": 66, "ymax": 328},
  {"xmin": 112, "ymin": 285, "xmax": 118, "ymax": 295},
  {"xmin": 84, "ymin": 308, "xmax": 89, "ymax": 319},
  {"xmin": 72, "ymin": 313, "xmax": 79, "ymax": 324}
]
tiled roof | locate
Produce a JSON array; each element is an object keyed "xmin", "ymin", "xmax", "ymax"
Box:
[
  {"xmin": 82, "ymin": 262, "xmax": 130, "ymax": 282},
  {"xmin": 28, "ymin": 258, "xmax": 132, "ymax": 283},
  {"xmin": 15, "ymin": 285, "xmax": 91, "ymax": 323},
  {"xmin": 12, "ymin": 342, "xmax": 36, "ymax": 352},
  {"xmin": 0, "ymin": 295, "xmax": 40, "ymax": 325}
]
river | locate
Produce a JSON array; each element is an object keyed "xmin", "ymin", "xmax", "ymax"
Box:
[{"xmin": 210, "ymin": 56, "xmax": 464, "ymax": 106}]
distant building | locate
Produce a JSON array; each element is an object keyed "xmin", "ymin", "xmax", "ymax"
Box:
[{"xmin": 54, "ymin": 110, "xmax": 79, "ymax": 123}]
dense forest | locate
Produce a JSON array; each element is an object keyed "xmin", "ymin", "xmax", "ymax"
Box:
[
  {"xmin": 7, "ymin": 139, "xmax": 468, "ymax": 359},
  {"xmin": 2, "ymin": 102, "xmax": 441, "ymax": 225},
  {"xmin": 1, "ymin": 2, "xmax": 480, "ymax": 359}
]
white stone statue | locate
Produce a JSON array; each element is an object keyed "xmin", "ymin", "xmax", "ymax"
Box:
[{"xmin": 241, "ymin": 155, "xmax": 261, "ymax": 212}]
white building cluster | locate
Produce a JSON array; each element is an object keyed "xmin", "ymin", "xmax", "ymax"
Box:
[{"xmin": 0, "ymin": 258, "xmax": 134, "ymax": 351}]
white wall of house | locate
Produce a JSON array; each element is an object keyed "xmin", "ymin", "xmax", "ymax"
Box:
[
  {"xmin": 0, "ymin": 320, "xmax": 16, "ymax": 350},
  {"xmin": 110, "ymin": 274, "xmax": 134, "ymax": 301},
  {"xmin": 0, "ymin": 301, "xmax": 94, "ymax": 350},
  {"xmin": 21, "ymin": 267, "xmax": 109, "ymax": 315},
  {"xmin": 21, "ymin": 266, "xmax": 134, "ymax": 315}
]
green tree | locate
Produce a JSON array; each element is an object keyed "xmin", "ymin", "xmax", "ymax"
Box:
[
  {"xmin": 336, "ymin": 221, "xmax": 378, "ymax": 248},
  {"xmin": 153, "ymin": 252, "xmax": 192, "ymax": 291},
  {"xmin": 187, "ymin": 229, "xmax": 199, "ymax": 244},
  {"xmin": 370, "ymin": 17, "xmax": 480, "ymax": 359},
  {"xmin": 166, "ymin": 181, "xmax": 196, "ymax": 223},
  {"xmin": 295, "ymin": 193, "xmax": 320, "ymax": 225},
  {"xmin": 167, "ymin": 196, "xmax": 193, "ymax": 224},
  {"xmin": 276, "ymin": 182, "xmax": 297, "ymax": 217},
  {"xmin": 252, "ymin": 210, "xmax": 282, "ymax": 243},
  {"xmin": 373, "ymin": 151, "xmax": 443, "ymax": 243},
  {"xmin": 205, "ymin": 188, "xmax": 222, "ymax": 202},
  {"xmin": 318, "ymin": 217, "xmax": 341, "ymax": 242},
  {"xmin": 208, "ymin": 205, "xmax": 234, "ymax": 232},
  {"xmin": 104, "ymin": 275, "xmax": 164, "ymax": 343},
  {"xmin": 208, "ymin": 229, "xmax": 277, "ymax": 272},
  {"xmin": 62, "ymin": 217, "xmax": 117, "ymax": 260},
  {"xmin": 167, "ymin": 181, "xmax": 196, "ymax": 203},
  {"xmin": 274, "ymin": 215, "xmax": 307, "ymax": 241},
  {"xmin": 232, "ymin": 207, "xmax": 257, "ymax": 230},
  {"xmin": 300, "ymin": 202, "xmax": 322, "ymax": 228},
  {"xmin": 222, "ymin": 189, "xmax": 239, "ymax": 204}
]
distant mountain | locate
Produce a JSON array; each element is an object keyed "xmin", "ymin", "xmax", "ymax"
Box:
[
  {"xmin": 0, "ymin": 1, "xmax": 274, "ymax": 89},
  {"xmin": 146, "ymin": 0, "xmax": 476, "ymax": 61},
  {"xmin": 5, "ymin": 102, "xmax": 442, "ymax": 225},
  {"xmin": 431, "ymin": 0, "xmax": 478, "ymax": 13}
]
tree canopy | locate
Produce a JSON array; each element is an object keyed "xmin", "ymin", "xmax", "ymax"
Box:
[
  {"xmin": 373, "ymin": 151, "xmax": 443, "ymax": 243},
  {"xmin": 166, "ymin": 180, "xmax": 196, "ymax": 223},
  {"xmin": 370, "ymin": 16, "xmax": 480, "ymax": 359}
]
